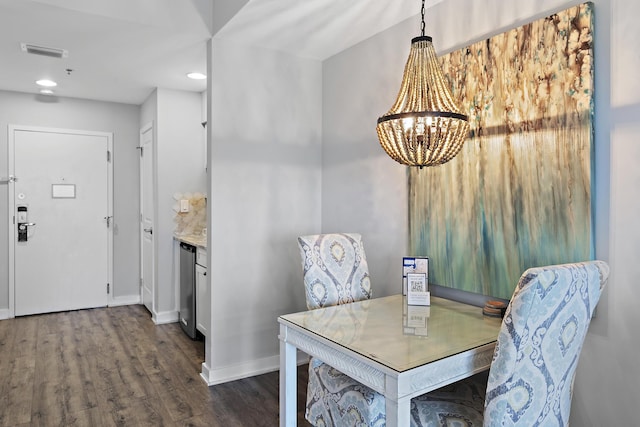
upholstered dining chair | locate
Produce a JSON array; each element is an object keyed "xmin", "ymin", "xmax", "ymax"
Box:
[
  {"xmin": 297, "ymin": 233, "xmax": 386, "ymax": 427},
  {"xmin": 410, "ymin": 260, "xmax": 610, "ymax": 427}
]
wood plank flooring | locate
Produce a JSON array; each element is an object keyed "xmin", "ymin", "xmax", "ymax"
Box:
[{"xmin": 0, "ymin": 304, "xmax": 311, "ymax": 426}]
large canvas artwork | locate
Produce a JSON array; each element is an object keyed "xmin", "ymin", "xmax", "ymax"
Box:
[{"xmin": 408, "ymin": 3, "xmax": 594, "ymax": 300}]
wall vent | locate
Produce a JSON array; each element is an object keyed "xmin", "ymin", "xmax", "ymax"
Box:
[{"xmin": 21, "ymin": 43, "xmax": 68, "ymax": 59}]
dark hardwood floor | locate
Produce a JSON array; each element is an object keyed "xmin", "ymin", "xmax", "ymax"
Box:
[{"xmin": 0, "ymin": 304, "xmax": 311, "ymax": 426}]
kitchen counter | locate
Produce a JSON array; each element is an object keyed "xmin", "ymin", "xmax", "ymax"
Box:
[{"xmin": 174, "ymin": 233, "xmax": 207, "ymax": 248}]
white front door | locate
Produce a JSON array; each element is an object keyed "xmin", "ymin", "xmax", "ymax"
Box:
[
  {"xmin": 10, "ymin": 126, "xmax": 112, "ymax": 316},
  {"xmin": 139, "ymin": 123, "xmax": 154, "ymax": 314}
]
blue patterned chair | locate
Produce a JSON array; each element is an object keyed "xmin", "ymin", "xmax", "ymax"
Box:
[
  {"xmin": 297, "ymin": 233, "xmax": 386, "ymax": 427},
  {"xmin": 410, "ymin": 260, "xmax": 610, "ymax": 427}
]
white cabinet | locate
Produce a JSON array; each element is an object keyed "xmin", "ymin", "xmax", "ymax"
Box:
[
  {"xmin": 196, "ymin": 246, "xmax": 207, "ymax": 268},
  {"xmin": 195, "ymin": 247, "xmax": 209, "ymax": 337}
]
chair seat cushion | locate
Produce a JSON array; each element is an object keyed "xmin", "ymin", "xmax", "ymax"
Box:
[
  {"xmin": 307, "ymin": 360, "xmax": 487, "ymax": 427},
  {"xmin": 410, "ymin": 373, "xmax": 487, "ymax": 427},
  {"xmin": 410, "ymin": 399, "xmax": 484, "ymax": 427},
  {"xmin": 306, "ymin": 357, "xmax": 386, "ymax": 427}
]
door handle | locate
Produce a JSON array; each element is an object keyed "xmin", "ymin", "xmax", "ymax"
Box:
[
  {"xmin": 18, "ymin": 222, "xmax": 36, "ymax": 230},
  {"xmin": 143, "ymin": 227, "xmax": 153, "ymax": 235}
]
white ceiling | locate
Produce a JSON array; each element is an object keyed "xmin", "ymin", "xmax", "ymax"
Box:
[
  {"xmin": 0, "ymin": 0, "xmax": 440, "ymax": 105},
  {"xmin": 216, "ymin": 0, "xmax": 440, "ymax": 60}
]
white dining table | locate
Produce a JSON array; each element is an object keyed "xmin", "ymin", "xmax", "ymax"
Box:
[{"xmin": 278, "ymin": 294, "xmax": 502, "ymax": 426}]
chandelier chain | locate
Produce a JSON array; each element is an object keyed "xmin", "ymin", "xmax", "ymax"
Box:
[{"xmin": 421, "ymin": 0, "xmax": 426, "ymax": 36}]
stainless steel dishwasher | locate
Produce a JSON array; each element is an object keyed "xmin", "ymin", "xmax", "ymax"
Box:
[{"xmin": 179, "ymin": 242, "xmax": 197, "ymax": 339}]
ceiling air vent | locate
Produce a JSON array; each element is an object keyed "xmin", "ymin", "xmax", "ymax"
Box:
[{"xmin": 21, "ymin": 43, "xmax": 68, "ymax": 59}]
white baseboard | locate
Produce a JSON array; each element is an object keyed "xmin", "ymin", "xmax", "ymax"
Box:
[
  {"xmin": 153, "ymin": 310, "xmax": 179, "ymax": 325},
  {"xmin": 109, "ymin": 294, "xmax": 141, "ymax": 307},
  {"xmin": 200, "ymin": 351, "xmax": 309, "ymax": 386},
  {"xmin": 0, "ymin": 308, "xmax": 11, "ymax": 320}
]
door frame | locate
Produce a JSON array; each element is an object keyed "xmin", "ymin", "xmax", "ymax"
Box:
[
  {"xmin": 7, "ymin": 125, "xmax": 114, "ymax": 318},
  {"xmin": 139, "ymin": 121, "xmax": 155, "ymax": 314}
]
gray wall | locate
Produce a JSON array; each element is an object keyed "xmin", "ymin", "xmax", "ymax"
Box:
[
  {"xmin": 0, "ymin": 90, "xmax": 140, "ymax": 311},
  {"xmin": 321, "ymin": 16, "xmax": 412, "ymax": 299},
  {"xmin": 140, "ymin": 88, "xmax": 207, "ymax": 321},
  {"xmin": 156, "ymin": 88, "xmax": 207, "ymax": 316},
  {"xmin": 204, "ymin": 37, "xmax": 322, "ymax": 382},
  {"xmin": 322, "ymin": 0, "xmax": 637, "ymax": 424}
]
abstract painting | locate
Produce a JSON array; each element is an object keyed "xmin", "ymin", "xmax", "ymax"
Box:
[{"xmin": 408, "ymin": 3, "xmax": 594, "ymax": 300}]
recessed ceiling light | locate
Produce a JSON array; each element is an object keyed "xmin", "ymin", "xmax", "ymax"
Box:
[
  {"xmin": 36, "ymin": 79, "xmax": 57, "ymax": 87},
  {"xmin": 40, "ymin": 89, "xmax": 54, "ymax": 95},
  {"xmin": 187, "ymin": 72, "xmax": 206, "ymax": 80}
]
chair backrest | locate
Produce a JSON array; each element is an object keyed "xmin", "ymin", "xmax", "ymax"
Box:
[
  {"xmin": 484, "ymin": 261, "xmax": 609, "ymax": 426},
  {"xmin": 297, "ymin": 233, "xmax": 372, "ymax": 310}
]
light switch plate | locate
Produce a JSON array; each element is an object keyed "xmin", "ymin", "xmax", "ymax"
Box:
[{"xmin": 180, "ymin": 199, "xmax": 190, "ymax": 213}]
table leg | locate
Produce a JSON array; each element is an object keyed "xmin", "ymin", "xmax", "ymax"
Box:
[
  {"xmin": 280, "ymin": 325, "xmax": 297, "ymax": 427},
  {"xmin": 385, "ymin": 394, "xmax": 411, "ymax": 427}
]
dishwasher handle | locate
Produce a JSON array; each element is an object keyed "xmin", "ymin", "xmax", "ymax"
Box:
[{"xmin": 180, "ymin": 242, "xmax": 196, "ymax": 252}]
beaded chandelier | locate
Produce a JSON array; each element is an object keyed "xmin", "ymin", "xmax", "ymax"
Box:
[{"xmin": 376, "ymin": 0, "xmax": 469, "ymax": 168}]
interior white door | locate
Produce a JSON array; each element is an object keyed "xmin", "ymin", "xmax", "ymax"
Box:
[
  {"xmin": 140, "ymin": 124, "xmax": 154, "ymax": 314},
  {"xmin": 12, "ymin": 127, "xmax": 111, "ymax": 316}
]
